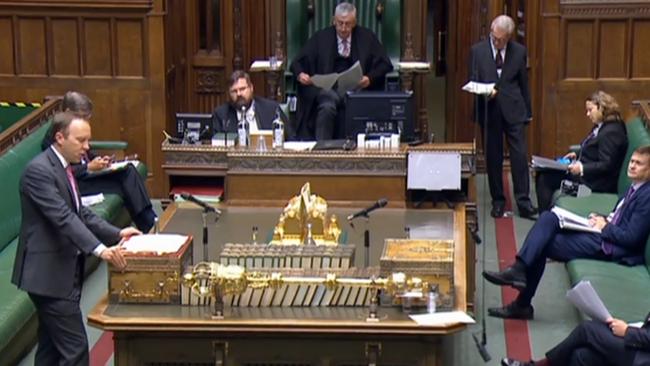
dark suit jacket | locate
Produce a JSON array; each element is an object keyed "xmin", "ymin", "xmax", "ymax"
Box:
[
  {"xmin": 578, "ymin": 116, "xmax": 628, "ymax": 192},
  {"xmin": 604, "ymin": 181, "xmax": 650, "ymax": 264},
  {"xmin": 625, "ymin": 312, "xmax": 650, "ymax": 366},
  {"xmin": 212, "ymin": 96, "xmax": 290, "ymax": 136},
  {"xmin": 468, "ymin": 39, "xmax": 532, "ymax": 125},
  {"xmin": 290, "ymin": 26, "xmax": 393, "ymax": 138},
  {"xmin": 12, "ymin": 148, "xmax": 121, "ymax": 299}
]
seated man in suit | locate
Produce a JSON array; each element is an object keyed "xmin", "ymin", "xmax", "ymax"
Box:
[
  {"xmin": 290, "ymin": 2, "xmax": 393, "ymax": 140},
  {"xmin": 535, "ymin": 91, "xmax": 628, "ymax": 211},
  {"xmin": 502, "ymin": 313, "xmax": 650, "ymax": 366},
  {"xmin": 212, "ymin": 70, "xmax": 290, "ymax": 136},
  {"xmin": 42, "ymin": 91, "xmax": 157, "ymax": 232},
  {"xmin": 484, "ymin": 145, "xmax": 650, "ymax": 319}
]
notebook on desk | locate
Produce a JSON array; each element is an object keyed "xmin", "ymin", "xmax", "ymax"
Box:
[{"xmin": 312, "ymin": 139, "xmax": 356, "ymax": 151}]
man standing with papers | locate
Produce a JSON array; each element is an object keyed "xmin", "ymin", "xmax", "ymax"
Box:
[
  {"xmin": 290, "ymin": 2, "xmax": 393, "ymax": 140},
  {"xmin": 483, "ymin": 146, "xmax": 650, "ymax": 320},
  {"xmin": 468, "ymin": 15, "xmax": 536, "ymax": 218}
]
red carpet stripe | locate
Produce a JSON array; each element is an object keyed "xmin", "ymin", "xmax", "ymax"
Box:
[
  {"xmin": 495, "ymin": 173, "xmax": 532, "ymax": 361},
  {"xmin": 90, "ymin": 331, "xmax": 113, "ymax": 366}
]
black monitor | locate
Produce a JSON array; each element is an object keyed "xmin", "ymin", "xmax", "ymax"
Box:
[
  {"xmin": 344, "ymin": 91, "xmax": 415, "ymax": 141},
  {"xmin": 175, "ymin": 113, "xmax": 213, "ymax": 143}
]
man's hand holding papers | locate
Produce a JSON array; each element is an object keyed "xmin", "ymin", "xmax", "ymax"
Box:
[{"xmin": 551, "ymin": 206, "xmax": 602, "ymax": 233}]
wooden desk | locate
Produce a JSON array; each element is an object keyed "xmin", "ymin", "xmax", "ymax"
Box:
[
  {"xmin": 162, "ymin": 142, "xmax": 476, "ymax": 208},
  {"xmin": 88, "ymin": 204, "xmax": 469, "ymax": 366}
]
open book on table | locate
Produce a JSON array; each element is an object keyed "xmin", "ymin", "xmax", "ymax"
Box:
[{"xmin": 551, "ymin": 206, "xmax": 601, "ymax": 234}]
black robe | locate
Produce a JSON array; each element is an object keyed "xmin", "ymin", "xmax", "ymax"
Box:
[{"xmin": 290, "ymin": 25, "xmax": 393, "ymax": 139}]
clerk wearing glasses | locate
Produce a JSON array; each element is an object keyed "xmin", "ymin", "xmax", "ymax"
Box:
[{"xmin": 290, "ymin": 2, "xmax": 393, "ymax": 140}]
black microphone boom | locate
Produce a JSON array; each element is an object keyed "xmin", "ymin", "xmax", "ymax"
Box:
[
  {"xmin": 180, "ymin": 193, "xmax": 221, "ymax": 214},
  {"xmin": 347, "ymin": 198, "xmax": 388, "ymax": 220}
]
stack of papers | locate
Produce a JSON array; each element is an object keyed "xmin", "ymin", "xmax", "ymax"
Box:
[
  {"xmin": 409, "ymin": 311, "xmax": 476, "ymax": 326},
  {"xmin": 532, "ymin": 155, "xmax": 569, "ymax": 171},
  {"xmin": 551, "ymin": 206, "xmax": 601, "ymax": 233},
  {"xmin": 398, "ymin": 61, "xmax": 431, "ymax": 71},
  {"xmin": 566, "ymin": 281, "xmax": 611, "ymax": 322},
  {"xmin": 250, "ymin": 60, "xmax": 284, "ymax": 71},
  {"xmin": 283, "ymin": 141, "xmax": 317, "ymax": 151},
  {"xmin": 311, "ymin": 61, "xmax": 363, "ymax": 92},
  {"xmin": 462, "ymin": 81, "xmax": 495, "ymax": 95},
  {"xmin": 81, "ymin": 193, "xmax": 104, "ymax": 207},
  {"xmin": 122, "ymin": 234, "xmax": 189, "ymax": 255}
]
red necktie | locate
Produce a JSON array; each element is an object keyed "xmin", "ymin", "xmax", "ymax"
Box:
[{"xmin": 65, "ymin": 165, "xmax": 80, "ymax": 211}]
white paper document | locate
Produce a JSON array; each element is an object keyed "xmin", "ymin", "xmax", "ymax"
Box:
[
  {"xmin": 81, "ymin": 193, "xmax": 104, "ymax": 207},
  {"xmin": 122, "ymin": 234, "xmax": 189, "ymax": 254},
  {"xmin": 311, "ymin": 60, "xmax": 363, "ymax": 93},
  {"xmin": 282, "ymin": 141, "xmax": 317, "ymax": 151},
  {"xmin": 250, "ymin": 60, "xmax": 284, "ymax": 71},
  {"xmin": 566, "ymin": 280, "xmax": 611, "ymax": 322},
  {"xmin": 551, "ymin": 206, "xmax": 601, "ymax": 234},
  {"xmin": 398, "ymin": 61, "xmax": 431, "ymax": 70},
  {"xmin": 532, "ymin": 155, "xmax": 570, "ymax": 171},
  {"xmin": 462, "ymin": 81, "xmax": 495, "ymax": 95},
  {"xmin": 409, "ymin": 311, "xmax": 476, "ymax": 326}
]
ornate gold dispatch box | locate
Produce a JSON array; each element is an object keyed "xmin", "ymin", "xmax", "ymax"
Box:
[
  {"xmin": 379, "ymin": 239, "xmax": 454, "ymax": 310},
  {"xmin": 108, "ymin": 235, "xmax": 193, "ymax": 304}
]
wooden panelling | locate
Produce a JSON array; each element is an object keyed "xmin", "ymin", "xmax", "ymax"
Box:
[
  {"xmin": 51, "ymin": 18, "xmax": 79, "ymax": 75},
  {"xmin": 564, "ymin": 20, "xmax": 593, "ymax": 79},
  {"xmin": 598, "ymin": 20, "xmax": 627, "ymax": 78},
  {"xmin": 83, "ymin": 19, "xmax": 112, "ymax": 76},
  {"xmin": 18, "ymin": 17, "xmax": 47, "ymax": 75},
  {"xmin": 0, "ymin": 17, "xmax": 14, "ymax": 74},
  {"xmin": 631, "ymin": 20, "xmax": 650, "ymax": 78},
  {"xmin": 116, "ymin": 19, "xmax": 144, "ymax": 77},
  {"xmin": 0, "ymin": 0, "xmax": 166, "ymax": 197}
]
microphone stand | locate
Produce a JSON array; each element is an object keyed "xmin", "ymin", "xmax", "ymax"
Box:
[
  {"xmin": 199, "ymin": 207, "xmax": 221, "ymax": 263},
  {"xmin": 363, "ymin": 216, "xmax": 370, "ymax": 268}
]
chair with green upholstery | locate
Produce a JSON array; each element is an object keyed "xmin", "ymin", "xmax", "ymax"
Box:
[
  {"xmin": 554, "ymin": 117, "xmax": 650, "ymax": 217},
  {"xmin": 284, "ymin": 0, "xmax": 401, "ymax": 94}
]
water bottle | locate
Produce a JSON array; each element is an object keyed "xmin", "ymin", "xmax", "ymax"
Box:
[
  {"xmin": 427, "ymin": 284, "xmax": 439, "ymax": 313},
  {"xmin": 272, "ymin": 109, "xmax": 284, "ymax": 149},
  {"xmin": 237, "ymin": 106, "xmax": 249, "ymax": 147}
]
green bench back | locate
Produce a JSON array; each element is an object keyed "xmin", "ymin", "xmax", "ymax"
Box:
[
  {"xmin": 286, "ymin": 0, "xmax": 401, "ymax": 67},
  {"xmin": 0, "ymin": 121, "xmax": 51, "ymax": 252},
  {"xmin": 0, "ymin": 104, "xmax": 39, "ymax": 133},
  {"xmin": 618, "ymin": 117, "xmax": 650, "ymax": 194}
]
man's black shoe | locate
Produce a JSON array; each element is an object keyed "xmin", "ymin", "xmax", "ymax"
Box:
[
  {"xmin": 489, "ymin": 301, "xmax": 534, "ymax": 320},
  {"xmin": 501, "ymin": 358, "xmax": 534, "ymax": 366},
  {"xmin": 483, "ymin": 266, "xmax": 527, "ymax": 290},
  {"xmin": 491, "ymin": 204, "xmax": 505, "ymax": 218},
  {"xmin": 518, "ymin": 204, "xmax": 538, "ymax": 219}
]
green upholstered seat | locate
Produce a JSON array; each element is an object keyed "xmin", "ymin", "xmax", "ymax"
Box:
[
  {"xmin": 561, "ymin": 116, "xmax": 650, "ymax": 322},
  {"xmin": 0, "ymin": 239, "xmax": 36, "ymax": 357},
  {"xmin": 0, "ymin": 103, "xmax": 39, "ymax": 133},
  {"xmin": 555, "ymin": 117, "xmax": 650, "ymax": 216}
]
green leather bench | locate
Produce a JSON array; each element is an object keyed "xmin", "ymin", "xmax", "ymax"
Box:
[
  {"xmin": 284, "ymin": 0, "xmax": 401, "ymax": 94},
  {"xmin": 555, "ymin": 116, "xmax": 650, "ymax": 322},
  {"xmin": 0, "ymin": 102, "xmax": 40, "ymax": 133},
  {"xmin": 0, "ymin": 120, "xmax": 146, "ymax": 366}
]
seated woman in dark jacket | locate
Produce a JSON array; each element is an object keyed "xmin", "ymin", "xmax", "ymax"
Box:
[{"xmin": 535, "ymin": 90, "xmax": 628, "ymax": 211}]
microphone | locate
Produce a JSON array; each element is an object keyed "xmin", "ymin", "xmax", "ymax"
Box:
[
  {"xmin": 347, "ymin": 199, "xmax": 388, "ymax": 220},
  {"xmin": 473, "ymin": 330, "xmax": 491, "ymax": 362},
  {"xmin": 179, "ymin": 193, "xmax": 221, "ymax": 215}
]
